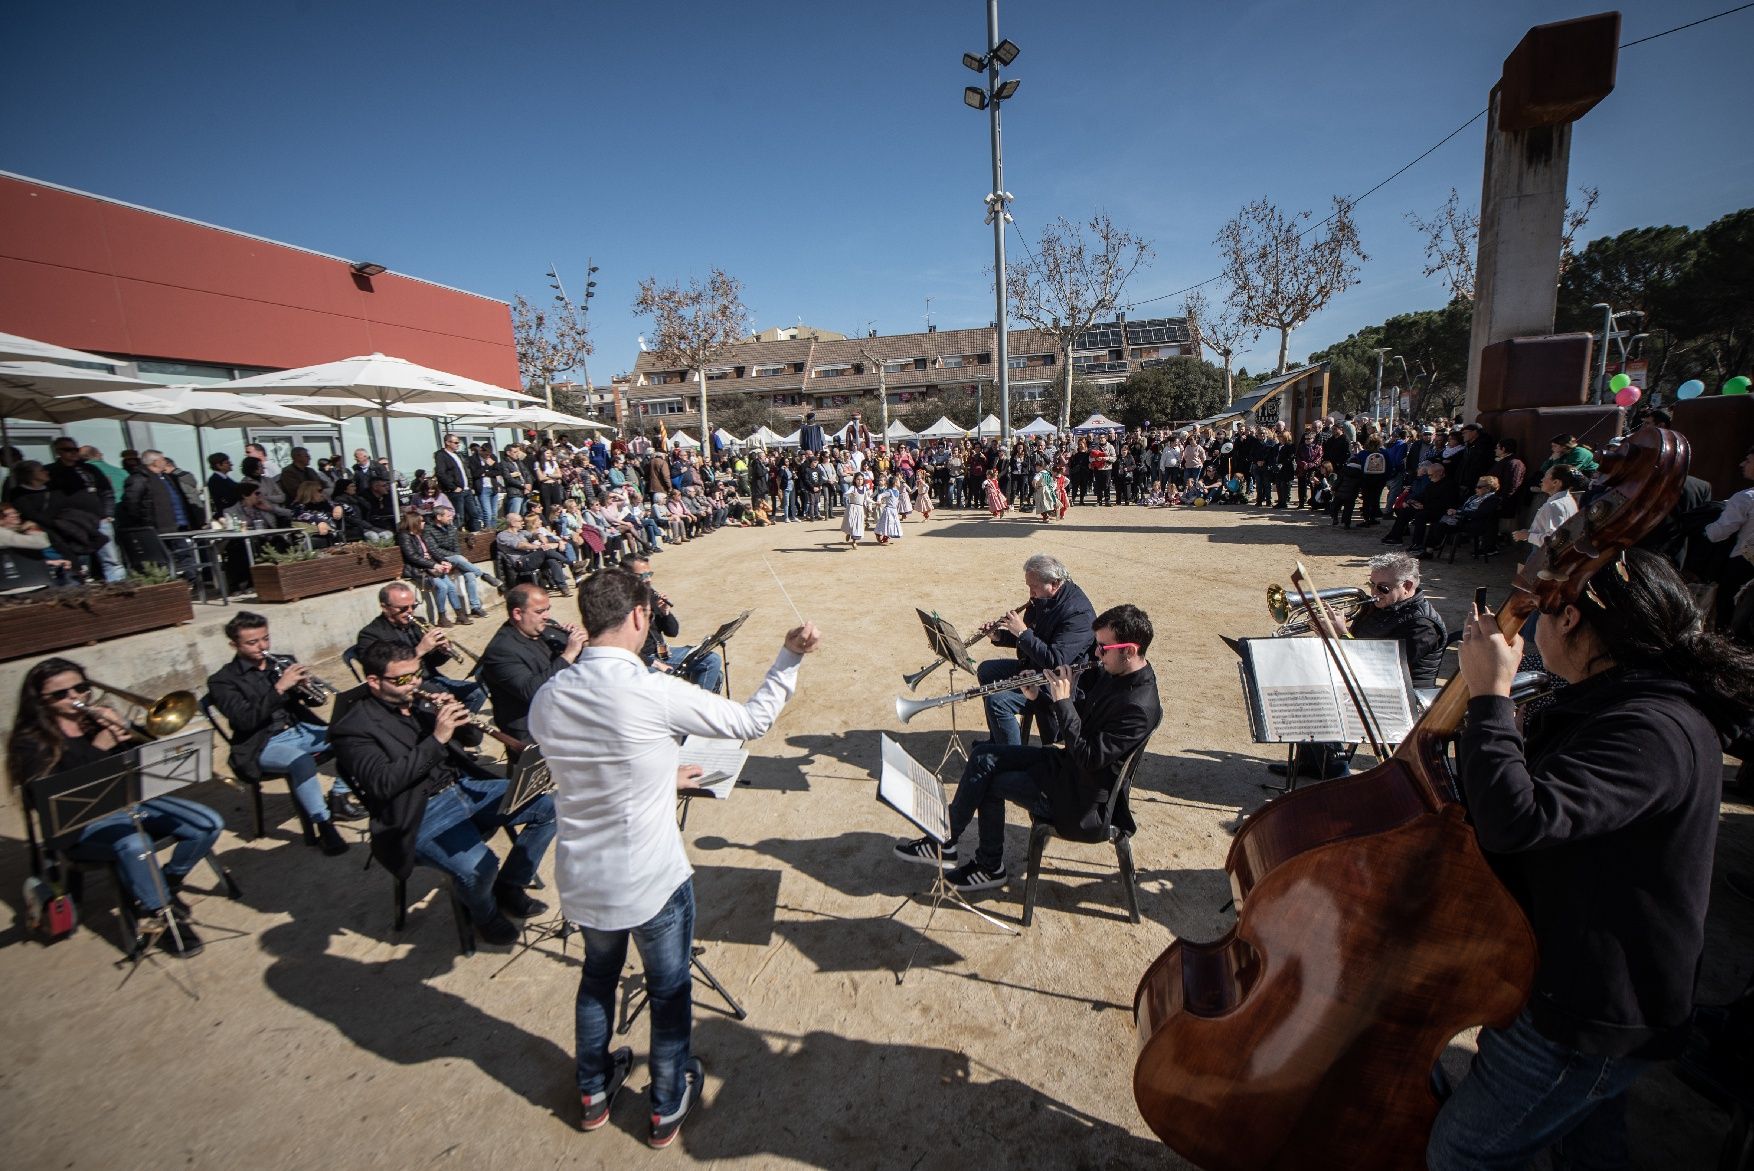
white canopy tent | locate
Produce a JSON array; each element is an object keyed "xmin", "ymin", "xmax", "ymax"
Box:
[
  {"xmin": 973, "ymin": 413, "xmax": 1004, "ymax": 438},
  {"xmin": 667, "ymin": 430, "xmax": 701, "ymax": 448},
  {"xmin": 744, "ymin": 425, "xmax": 786, "ymax": 448},
  {"xmin": 915, "ymin": 415, "xmax": 969, "ymax": 440},
  {"xmin": 778, "ymin": 429, "xmax": 802, "ymax": 448},
  {"xmin": 714, "ymin": 427, "xmax": 741, "ymax": 450},
  {"xmin": 1073, "ymin": 412, "xmax": 1126, "ymax": 434},
  {"xmin": 1015, "ymin": 416, "xmax": 1058, "ymax": 436},
  {"xmin": 883, "ymin": 419, "xmax": 918, "ymax": 441}
]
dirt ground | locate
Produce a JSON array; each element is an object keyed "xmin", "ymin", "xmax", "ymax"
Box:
[{"xmin": 1, "ymin": 498, "xmax": 1746, "ymax": 1169}]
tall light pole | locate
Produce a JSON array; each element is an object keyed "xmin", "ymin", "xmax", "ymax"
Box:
[
  {"xmin": 963, "ymin": 6, "xmax": 1020, "ymax": 445},
  {"xmin": 1391, "ymin": 354, "xmax": 1410, "ymax": 426},
  {"xmin": 1372, "ymin": 347, "xmax": 1390, "ymax": 422}
]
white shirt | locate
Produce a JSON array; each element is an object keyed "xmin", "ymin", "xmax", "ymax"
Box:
[
  {"xmin": 528, "ymin": 644, "xmax": 803, "ymax": 930},
  {"xmin": 1706, "ymin": 487, "xmax": 1754, "ymax": 559},
  {"xmin": 1526, "ymin": 489, "xmax": 1579, "ymax": 548}
]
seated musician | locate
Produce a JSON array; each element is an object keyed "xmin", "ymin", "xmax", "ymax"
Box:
[
  {"xmin": 6, "ymin": 657, "xmax": 225, "ymax": 958},
  {"xmin": 977, "ymin": 553, "xmax": 1096, "ymax": 746},
  {"xmin": 205, "ymin": 611, "xmax": 361, "ymax": 857},
  {"xmin": 329, "ymin": 640, "xmax": 557, "ymax": 947},
  {"xmin": 1268, "ymin": 551, "xmax": 1447, "ymax": 781},
  {"xmin": 1429, "ymin": 549, "xmax": 1754, "ymax": 1168},
  {"xmin": 895, "ymin": 605, "xmax": 1161, "ymax": 894},
  {"xmin": 477, "ymin": 584, "xmax": 588, "ymax": 742},
  {"xmin": 355, "ymin": 581, "xmax": 485, "ymax": 711},
  {"xmin": 623, "ymin": 553, "xmax": 722, "ymax": 692}
]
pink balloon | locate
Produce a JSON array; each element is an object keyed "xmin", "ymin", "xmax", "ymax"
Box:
[{"xmin": 1615, "ymin": 386, "xmax": 1642, "ymax": 408}]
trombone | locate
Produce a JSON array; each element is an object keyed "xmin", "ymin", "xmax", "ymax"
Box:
[
  {"xmin": 74, "ymin": 679, "xmax": 198, "ymax": 740},
  {"xmin": 901, "ymin": 598, "xmax": 1029, "ymax": 690},
  {"xmin": 409, "ymin": 614, "xmax": 479, "ymax": 666},
  {"xmin": 1266, "ymin": 584, "xmax": 1371, "ymax": 637}
]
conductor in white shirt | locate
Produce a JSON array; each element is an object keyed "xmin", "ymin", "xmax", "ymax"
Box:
[{"xmin": 528, "ymin": 567, "xmax": 821, "ymax": 1147}]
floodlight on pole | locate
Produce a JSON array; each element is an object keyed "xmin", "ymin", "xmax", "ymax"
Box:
[
  {"xmin": 990, "ymin": 38, "xmax": 1020, "ymax": 65},
  {"xmin": 993, "ymin": 77, "xmax": 1020, "ymax": 101},
  {"xmin": 960, "ymin": 0, "xmax": 1020, "ymax": 445},
  {"xmin": 962, "ymin": 51, "xmax": 985, "ymax": 71},
  {"xmin": 964, "ymin": 86, "xmax": 988, "ymax": 110}
]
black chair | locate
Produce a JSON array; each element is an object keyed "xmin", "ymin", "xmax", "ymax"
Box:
[
  {"xmin": 391, "ymin": 863, "xmax": 476, "ymax": 957},
  {"xmin": 1020, "ymin": 747, "xmax": 1148, "ymax": 928},
  {"xmin": 198, "ymin": 695, "xmax": 318, "ymax": 845},
  {"xmin": 494, "ymin": 545, "xmax": 537, "ymax": 593},
  {"xmin": 341, "ymin": 646, "xmax": 365, "ymax": 682}
]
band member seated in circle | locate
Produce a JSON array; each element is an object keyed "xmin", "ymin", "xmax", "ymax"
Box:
[
  {"xmin": 477, "ymin": 584, "xmax": 588, "ymax": 743},
  {"xmin": 329, "ymin": 641, "xmax": 556, "ymax": 948},
  {"xmin": 896, "ymin": 605, "xmax": 1162, "ymax": 894},
  {"xmin": 206, "ymin": 610, "xmax": 363, "ymax": 857},
  {"xmin": 355, "ymin": 581, "xmax": 486, "ymax": 711},
  {"xmin": 622, "ymin": 553, "xmax": 723, "ymax": 692},
  {"xmin": 1427, "ymin": 549, "xmax": 1754, "ymax": 1169},
  {"xmin": 978, "ymin": 553, "xmax": 1096, "ymax": 746},
  {"xmin": 6, "ymin": 657, "xmax": 225, "ymax": 959}
]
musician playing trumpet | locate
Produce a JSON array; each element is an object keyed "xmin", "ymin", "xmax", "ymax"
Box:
[
  {"xmin": 356, "ymin": 581, "xmax": 486, "ymax": 711},
  {"xmin": 206, "ymin": 611, "xmax": 360, "ymax": 856},
  {"xmin": 478, "ymin": 584, "xmax": 588, "ymax": 742},
  {"xmin": 895, "ymin": 605, "xmax": 1161, "ymax": 895},
  {"xmin": 977, "ymin": 553, "xmax": 1096, "ymax": 746}
]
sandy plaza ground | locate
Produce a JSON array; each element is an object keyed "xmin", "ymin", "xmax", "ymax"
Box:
[{"xmin": 1, "ymin": 499, "xmax": 1745, "ymax": 1169}]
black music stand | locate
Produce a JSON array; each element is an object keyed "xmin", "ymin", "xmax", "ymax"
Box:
[
  {"xmin": 878, "ymin": 735, "xmax": 1015, "ymax": 984},
  {"xmin": 491, "ymin": 745, "xmax": 574, "ymax": 978},
  {"xmin": 916, "ymin": 610, "xmax": 979, "ymax": 776},
  {"xmin": 679, "ymin": 609, "xmax": 750, "ymax": 695}
]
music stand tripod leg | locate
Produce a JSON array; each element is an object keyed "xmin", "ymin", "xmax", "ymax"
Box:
[
  {"xmin": 932, "ymin": 665, "xmax": 971, "ymax": 778},
  {"xmin": 619, "ymin": 945, "xmax": 746, "ymax": 1031},
  {"xmin": 896, "ymin": 842, "xmax": 1016, "ymax": 985}
]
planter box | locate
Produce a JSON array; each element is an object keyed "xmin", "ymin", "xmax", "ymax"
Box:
[
  {"xmin": 251, "ymin": 544, "xmax": 405, "ymax": 603},
  {"xmin": 0, "ymin": 580, "xmax": 195, "ymax": 661},
  {"xmin": 461, "ymin": 530, "xmax": 498, "ymax": 565}
]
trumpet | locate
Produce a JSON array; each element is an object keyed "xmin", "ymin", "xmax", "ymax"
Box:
[
  {"xmin": 901, "ymin": 598, "xmax": 1030, "ymax": 690},
  {"xmin": 1266, "ymin": 584, "xmax": 1371, "ymax": 637},
  {"xmin": 409, "ymin": 614, "xmax": 479, "ymax": 665},
  {"xmin": 74, "ymin": 679, "xmax": 198, "ymax": 740},
  {"xmin": 896, "ymin": 660, "xmax": 1097, "ymax": 724},
  {"xmin": 267, "ymin": 653, "xmax": 338, "ymax": 705}
]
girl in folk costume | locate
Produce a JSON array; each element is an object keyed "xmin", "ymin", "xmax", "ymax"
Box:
[
  {"xmin": 842, "ymin": 476, "xmax": 870, "ymax": 547},
  {"xmin": 911, "ymin": 467, "xmax": 934, "ymax": 520},
  {"xmin": 1032, "ymin": 460, "xmax": 1059, "ymax": 523},
  {"xmin": 983, "ymin": 467, "xmax": 1009, "ymax": 518},
  {"xmin": 1054, "ymin": 460, "xmax": 1071, "ymax": 520},
  {"xmin": 898, "ymin": 473, "xmax": 914, "ymax": 522},
  {"xmin": 875, "ymin": 475, "xmax": 904, "ymax": 545}
]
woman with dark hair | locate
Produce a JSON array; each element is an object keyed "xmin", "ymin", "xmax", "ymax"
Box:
[
  {"xmin": 6, "ymin": 658, "xmax": 224, "ymax": 957},
  {"xmin": 396, "ymin": 510, "xmax": 467, "ymax": 626},
  {"xmin": 1430, "ymin": 549, "xmax": 1754, "ymax": 1168}
]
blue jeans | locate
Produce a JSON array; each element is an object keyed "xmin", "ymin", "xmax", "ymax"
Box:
[
  {"xmin": 576, "ymin": 879, "xmax": 696, "ymax": 1115},
  {"xmin": 477, "ymin": 486, "xmax": 499, "ymax": 523},
  {"xmin": 977, "ymin": 657, "xmax": 1030, "ymax": 746},
  {"xmin": 425, "ymin": 673, "xmax": 487, "ymax": 712},
  {"xmin": 255, "ymin": 721, "xmax": 351, "ymax": 820},
  {"xmin": 1428, "ymin": 1009, "xmax": 1651, "ymax": 1170},
  {"xmin": 504, "ymin": 493, "xmax": 527, "ymax": 516},
  {"xmin": 661, "ymin": 644, "xmax": 724, "ymax": 693},
  {"xmin": 423, "ymin": 573, "xmax": 463, "ymax": 618},
  {"xmin": 782, "ymin": 484, "xmax": 796, "ymax": 520},
  {"xmin": 459, "ymin": 490, "xmax": 485, "ymax": 532},
  {"xmin": 65, "ymin": 796, "xmax": 225, "ymax": 910},
  {"xmin": 441, "ymin": 555, "xmax": 484, "ymax": 609},
  {"xmin": 97, "ymin": 518, "xmax": 127, "ymax": 582},
  {"xmin": 947, "ymin": 742, "xmax": 1052, "ymax": 869},
  {"xmin": 412, "ymin": 777, "xmax": 556, "ymax": 924}
]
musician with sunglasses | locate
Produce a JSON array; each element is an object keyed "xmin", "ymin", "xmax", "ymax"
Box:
[
  {"xmin": 895, "ymin": 605, "xmax": 1162, "ymax": 895},
  {"xmin": 355, "ymin": 581, "xmax": 486, "ymax": 711},
  {"xmin": 6, "ymin": 657, "xmax": 224, "ymax": 958}
]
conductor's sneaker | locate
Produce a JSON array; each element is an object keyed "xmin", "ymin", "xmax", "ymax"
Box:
[
  {"xmin": 475, "ymin": 913, "xmax": 520, "ymax": 946},
  {"xmin": 648, "ymin": 1058, "xmax": 704, "ymax": 1149},
  {"xmin": 494, "ymin": 882, "xmax": 548, "ymax": 920},
  {"xmin": 894, "ymin": 836, "xmax": 956, "ymax": 867},
  {"xmin": 580, "ymin": 1046, "xmax": 634, "ymax": 1131},
  {"xmin": 945, "ymin": 861, "xmax": 1007, "ymax": 894}
]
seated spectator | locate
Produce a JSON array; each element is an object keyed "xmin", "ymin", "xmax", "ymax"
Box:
[
  {"xmin": 1423, "ymin": 474, "xmax": 1504, "ymax": 558},
  {"xmin": 288, "ymin": 480, "xmax": 340, "ymax": 546}
]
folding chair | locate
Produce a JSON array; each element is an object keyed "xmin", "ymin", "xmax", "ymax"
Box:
[
  {"xmin": 1021, "ymin": 747, "xmax": 1149, "ymax": 928},
  {"xmin": 198, "ymin": 695, "xmax": 318, "ymax": 845}
]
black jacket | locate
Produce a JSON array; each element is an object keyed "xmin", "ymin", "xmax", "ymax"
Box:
[
  {"xmin": 118, "ymin": 469, "xmax": 205, "ymax": 532},
  {"xmin": 427, "ymin": 518, "xmax": 465, "ymax": 557},
  {"xmin": 989, "ymin": 580, "xmax": 1096, "ymax": 671},
  {"xmin": 360, "ymin": 486, "xmax": 398, "ymax": 531},
  {"xmin": 330, "ymin": 693, "xmax": 493, "ymax": 880},
  {"xmin": 356, "ymin": 614, "xmax": 454, "ymax": 679},
  {"xmin": 45, "ymin": 459, "xmax": 115, "ymax": 519},
  {"xmin": 206, "ymin": 655, "xmax": 324, "ymax": 784},
  {"xmin": 1458, "ymin": 669, "xmax": 1720, "ymax": 1058},
  {"xmin": 477, "ymin": 622, "xmax": 570, "ymax": 739},
  {"xmin": 1038, "ymin": 663, "xmax": 1162, "ymax": 838},
  {"xmin": 1352, "ymin": 588, "xmax": 1448, "ymax": 688},
  {"xmin": 433, "ymin": 448, "xmax": 470, "ymax": 494},
  {"xmin": 396, "ymin": 528, "xmax": 445, "ymax": 581},
  {"xmin": 639, "ymin": 604, "xmax": 683, "ymax": 665}
]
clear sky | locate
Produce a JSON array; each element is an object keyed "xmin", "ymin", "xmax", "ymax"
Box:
[{"xmin": 5, "ymin": 0, "xmax": 1750, "ymax": 382}]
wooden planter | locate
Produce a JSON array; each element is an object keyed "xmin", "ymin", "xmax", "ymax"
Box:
[
  {"xmin": 251, "ymin": 544, "xmax": 404, "ymax": 603},
  {"xmin": 461, "ymin": 530, "xmax": 498, "ymax": 565},
  {"xmin": 0, "ymin": 580, "xmax": 195, "ymax": 661}
]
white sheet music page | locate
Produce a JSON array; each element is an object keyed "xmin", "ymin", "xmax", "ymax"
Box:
[
  {"xmin": 137, "ymin": 729, "xmax": 213, "ymax": 800},
  {"xmin": 878, "ymin": 734, "xmax": 951, "ymax": 843},
  {"xmin": 1246, "ymin": 638, "xmax": 1415, "ymax": 743},
  {"xmin": 678, "ymin": 736, "xmax": 748, "ymax": 798}
]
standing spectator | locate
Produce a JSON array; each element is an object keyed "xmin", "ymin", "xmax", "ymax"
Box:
[
  {"xmin": 207, "ymin": 452, "xmax": 243, "ymax": 515},
  {"xmin": 473, "ymin": 446, "xmax": 503, "ymax": 523},
  {"xmin": 78, "ymin": 445, "xmax": 127, "ymax": 499},
  {"xmin": 433, "ymin": 433, "xmax": 482, "ymax": 531},
  {"xmin": 347, "ymin": 448, "xmax": 376, "ymax": 492},
  {"xmin": 47, "ymin": 437, "xmax": 126, "ymax": 582},
  {"xmin": 277, "ymin": 446, "xmax": 323, "ymax": 504},
  {"xmin": 118, "ymin": 449, "xmax": 205, "ymax": 579},
  {"xmin": 1490, "ymin": 438, "xmax": 1528, "ymax": 515}
]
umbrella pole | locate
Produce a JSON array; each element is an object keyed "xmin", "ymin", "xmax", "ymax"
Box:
[
  {"xmin": 381, "ymin": 402, "xmax": 396, "ymax": 492},
  {"xmin": 196, "ymin": 426, "xmax": 212, "ymax": 519}
]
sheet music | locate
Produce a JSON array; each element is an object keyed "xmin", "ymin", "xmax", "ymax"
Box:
[
  {"xmin": 678, "ymin": 736, "xmax": 749, "ymax": 798},
  {"xmin": 878, "ymin": 734, "xmax": 950, "ymax": 843},
  {"xmin": 137, "ymin": 729, "xmax": 212, "ymax": 800},
  {"xmin": 1242, "ymin": 638, "xmax": 1416, "ymax": 744}
]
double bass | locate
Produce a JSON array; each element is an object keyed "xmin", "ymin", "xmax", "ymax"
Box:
[{"xmin": 1132, "ymin": 423, "xmax": 1690, "ymax": 1169}]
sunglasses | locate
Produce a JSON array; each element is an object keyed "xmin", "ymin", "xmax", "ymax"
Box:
[
  {"xmin": 1097, "ymin": 642, "xmax": 1138, "ymax": 654},
  {"xmin": 376, "ymin": 671, "xmax": 421, "ymax": 686},
  {"xmin": 1367, "ymin": 580, "xmax": 1397, "ymax": 594},
  {"xmin": 386, "ymin": 603, "xmax": 418, "ymax": 614},
  {"xmin": 41, "ymin": 682, "xmax": 94, "ymax": 702}
]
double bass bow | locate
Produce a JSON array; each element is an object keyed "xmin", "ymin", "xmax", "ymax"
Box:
[{"xmin": 1132, "ymin": 423, "xmax": 1690, "ymax": 1170}]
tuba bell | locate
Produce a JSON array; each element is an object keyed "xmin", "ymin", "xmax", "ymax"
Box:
[{"xmin": 1266, "ymin": 584, "xmax": 1372, "ymax": 637}]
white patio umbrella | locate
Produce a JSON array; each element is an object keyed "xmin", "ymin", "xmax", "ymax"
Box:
[
  {"xmin": 217, "ymin": 352, "xmax": 538, "ymax": 473},
  {"xmin": 449, "ymin": 405, "xmax": 610, "ymax": 431},
  {"xmin": 0, "ymin": 360, "xmax": 163, "ymax": 454},
  {"xmin": 0, "ymin": 331, "xmax": 123, "ymax": 368}
]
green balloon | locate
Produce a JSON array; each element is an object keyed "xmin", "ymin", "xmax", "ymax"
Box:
[
  {"xmin": 1609, "ymin": 373, "xmax": 1631, "ymax": 392},
  {"xmin": 1725, "ymin": 376, "xmax": 1752, "ymax": 396}
]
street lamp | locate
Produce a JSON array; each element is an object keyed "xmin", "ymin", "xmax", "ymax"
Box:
[
  {"xmin": 961, "ymin": 0, "xmax": 1021, "ymax": 445},
  {"xmin": 546, "ymin": 258, "xmax": 602, "ymax": 423}
]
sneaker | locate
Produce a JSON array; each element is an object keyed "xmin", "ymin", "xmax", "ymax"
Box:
[
  {"xmin": 481, "ymin": 574, "xmax": 502, "ymax": 588},
  {"xmin": 317, "ymin": 819, "xmax": 350, "ymax": 857},
  {"xmin": 581, "ymin": 1046, "xmax": 634, "ymax": 1131},
  {"xmin": 648, "ymin": 1058, "xmax": 704, "ymax": 1149},
  {"xmin": 945, "ymin": 861, "xmax": 1008, "ymax": 894},
  {"xmin": 893, "ymin": 836, "xmax": 956, "ymax": 867}
]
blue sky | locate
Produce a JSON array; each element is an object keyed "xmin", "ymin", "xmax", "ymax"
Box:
[{"xmin": 6, "ymin": 0, "xmax": 1750, "ymax": 381}]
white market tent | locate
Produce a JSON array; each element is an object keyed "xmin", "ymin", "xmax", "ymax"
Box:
[
  {"xmin": 667, "ymin": 430, "xmax": 701, "ymax": 448},
  {"xmin": 714, "ymin": 427, "xmax": 741, "ymax": 449},
  {"xmin": 916, "ymin": 415, "xmax": 969, "ymax": 440},
  {"xmin": 883, "ymin": 419, "xmax": 918, "ymax": 441},
  {"xmin": 744, "ymin": 425, "xmax": 786, "ymax": 448},
  {"xmin": 973, "ymin": 413, "xmax": 1004, "ymax": 438},
  {"xmin": 1015, "ymin": 415, "xmax": 1058, "ymax": 436},
  {"xmin": 1073, "ymin": 412, "xmax": 1126, "ymax": 434},
  {"xmin": 778, "ymin": 429, "xmax": 802, "ymax": 448}
]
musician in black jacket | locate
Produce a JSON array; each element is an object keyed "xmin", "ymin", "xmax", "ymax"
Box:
[
  {"xmin": 978, "ymin": 552, "xmax": 1097, "ymax": 746},
  {"xmin": 1429, "ymin": 549, "xmax": 1754, "ymax": 1170},
  {"xmin": 896, "ymin": 604, "xmax": 1162, "ymax": 893},
  {"xmin": 205, "ymin": 611, "xmax": 361, "ymax": 855},
  {"xmin": 330, "ymin": 640, "xmax": 556, "ymax": 947},
  {"xmin": 355, "ymin": 581, "xmax": 486, "ymax": 710},
  {"xmin": 477, "ymin": 584, "xmax": 587, "ymax": 741}
]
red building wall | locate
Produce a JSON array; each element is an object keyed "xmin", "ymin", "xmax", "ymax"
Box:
[{"xmin": 0, "ymin": 175, "xmax": 519, "ymax": 387}]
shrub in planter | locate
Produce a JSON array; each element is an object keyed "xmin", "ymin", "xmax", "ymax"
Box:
[
  {"xmin": 0, "ymin": 575, "xmax": 195, "ymax": 661},
  {"xmin": 250, "ymin": 541, "xmax": 405, "ymax": 603}
]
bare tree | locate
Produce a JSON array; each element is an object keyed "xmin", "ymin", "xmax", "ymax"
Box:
[
  {"xmin": 1181, "ymin": 286, "xmax": 1259, "ymax": 401},
  {"xmin": 1407, "ymin": 185, "xmax": 1600, "ymax": 301},
  {"xmin": 1216, "ymin": 197, "xmax": 1367, "ymax": 375},
  {"xmin": 511, "ymin": 292, "xmax": 593, "ymax": 412},
  {"xmin": 1006, "ymin": 212, "xmax": 1153, "ymax": 430},
  {"xmin": 632, "ymin": 268, "xmax": 751, "ymax": 444}
]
